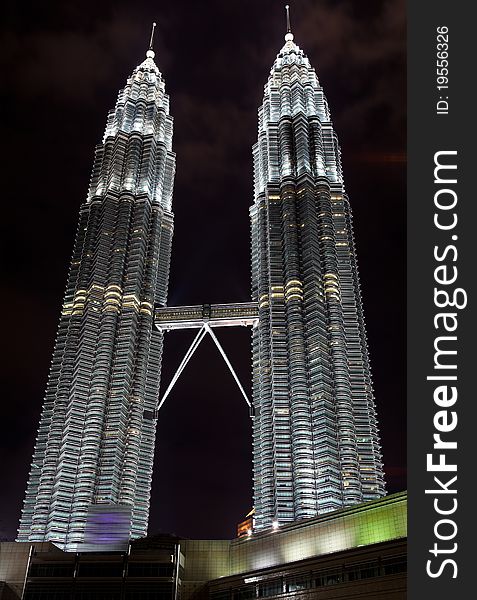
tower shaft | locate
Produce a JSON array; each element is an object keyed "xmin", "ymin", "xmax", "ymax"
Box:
[
  {"xmin": 251, "ymin": 34, "xmax": 385, "ymax": 530},
  {"xmin": 18, "ymin": 50, "xmax": 175, "ymax": 551}
]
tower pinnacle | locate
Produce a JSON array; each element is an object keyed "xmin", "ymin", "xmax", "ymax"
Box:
[
  {"xmin": 146, "ymin": 21, "xmax": 157, "ymax": 58},
  {"xmin": 285, "ymin": 5, "xmax": 294, "ymax": 42}
]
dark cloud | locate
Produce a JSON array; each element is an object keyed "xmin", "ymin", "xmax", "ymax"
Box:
[
  {"xmin": 173, "ymin": 94, "xmax": 252, "ymax": 194},
  {"xmin": 0, "ymin": 11, "xmax": 172, "ymax": 103},
  {"xmin": 298, "ymin": 0, "xmax": 406, "ymax": 143}
]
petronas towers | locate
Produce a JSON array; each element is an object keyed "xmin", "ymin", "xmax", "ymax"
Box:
[{"xmin": 18, "ymin": 16, "xmax": 385, "ymax": 550}]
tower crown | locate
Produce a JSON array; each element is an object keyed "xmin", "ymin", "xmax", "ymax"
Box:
[
  {"xmin": 127, "ymin": 21, "xmax": 162, "ymax": 90},
  {"xmin": 132, "ymin": 54, "xmax": 161, "ymax": 79},
  {"xmin": 270, "ymin": 6, "xmax": 311, "ymax": 73},
  {"xmin": 88, "ymin": 22, "xmax": 175, "ymax": 208}
]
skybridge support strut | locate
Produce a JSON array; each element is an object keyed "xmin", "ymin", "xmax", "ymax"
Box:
[
  {"xmin": 156, "ymin": 316, "xmax": 255, "ymax": 417},
  {"xmin": 157, "ymin": 326, "xmax": 207, "ymax": 412},
  {"xmin": 204, "ymin": 323, "xmax": 253, "ymax": 415}
]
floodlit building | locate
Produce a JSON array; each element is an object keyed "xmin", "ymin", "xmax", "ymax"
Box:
[
  {"xmin": 18, "ymin": 7, "xmax": 387, "ymax": 551},
  {"xmin": 2, "ymin": 493, "xmax": 407, "ymax": 600},
  {"xmin": 250, "ymin": 12, "xmax": 386, "ymax": 530},
  {"xmin": 17, "ymin": 30, "xmax": 176, "ymax": 551}
]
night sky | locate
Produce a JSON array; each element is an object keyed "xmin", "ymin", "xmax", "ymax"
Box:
[{"xmin": 1, "ymin": 0, "xmax": 405, "ymax": 541}]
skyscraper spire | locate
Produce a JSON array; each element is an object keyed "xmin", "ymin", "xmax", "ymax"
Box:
[
  {"xmin": 146, "ymin": 21, "xmax": 156, "ymax": 56},
  {"xmin": 285, "ymin": 4, "xmax": 291, "ymax": 33},
  {"xmin": 149, "ymin": 21, "xmax": 157, "ymax": 49},
  {"xmin": 284, "ymin": 5, "xmax": 294, "ymax": 43},
  {"xmin": 146, "ymin": 22, "xmax": 157, "ymax": 59}
]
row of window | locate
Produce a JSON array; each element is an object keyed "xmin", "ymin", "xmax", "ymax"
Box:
[
  {"xmin": 29, "ymin": 562, "xmax": 174, "ymax": 579},
  {"xmin": 211, "ymin": 555, "xmax": 407, "ymax": 600}
]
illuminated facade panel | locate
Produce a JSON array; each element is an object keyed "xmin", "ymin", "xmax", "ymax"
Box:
[
  {"xmin": 17, "ymin": 46, "xmax": 175, "ymax": 551},
  {"xmin": 250, "ymin": 28, "xmax": 386, "ymax": 530}
]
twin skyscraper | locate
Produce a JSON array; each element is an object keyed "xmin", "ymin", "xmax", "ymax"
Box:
[{"xmin": 18, "ymin": 14, "xmax": 385, "ymax": 551}]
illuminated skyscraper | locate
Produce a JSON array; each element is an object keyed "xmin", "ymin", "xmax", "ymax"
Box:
[
  {"xmin": 18, "ymin": 10, "xmax": 387, "ymax": 549},
  {"xmin": 17, "ymin": 31, "xmax": 175, "ymax": 551},
  {"xmin": 250, "ymin": 12, "xmax": 386, "ymax": 530}
]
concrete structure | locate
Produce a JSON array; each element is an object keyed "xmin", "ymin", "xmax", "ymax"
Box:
[
  {"xmin": 2, "ymin": 492, "xmax": 406, "ymax": 599},
  {"xmin": 209, "ymin": 539, "xmax": 406, "ymax": 600}
]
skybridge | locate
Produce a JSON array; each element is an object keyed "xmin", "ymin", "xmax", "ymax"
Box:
[
  {"xmin": 154, "ymin": 303, "xmax": 258, "ymax": 416},
  {"xmin": 154, "ymin": 302, "xmax": 259, "ymax": 331}
]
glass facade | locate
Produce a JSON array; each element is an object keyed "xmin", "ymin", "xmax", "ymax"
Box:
[
  {"xmin": 17, "ymin": 47, "xmax": 175, "ymax": 551},
  {"xmin": 250, "ymin": 30, "xmax": 386, "ymax": 530}
]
